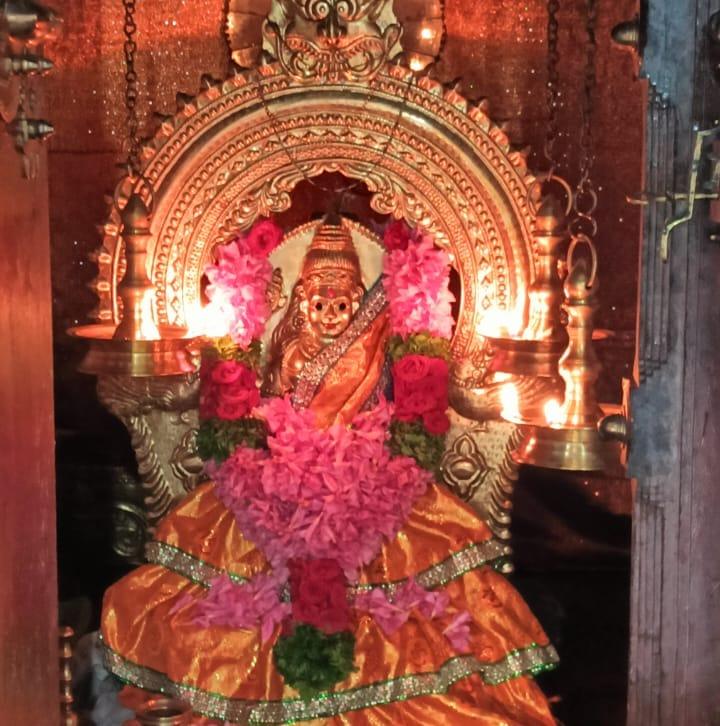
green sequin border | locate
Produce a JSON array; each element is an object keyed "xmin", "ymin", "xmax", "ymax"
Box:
[
  {"xmin": 100, "ymin": 636, "xmax": 558, "ymax": 724},
  {"xmin": 145, "ymin": 537, "xmax": 513, "ymax": 595}
]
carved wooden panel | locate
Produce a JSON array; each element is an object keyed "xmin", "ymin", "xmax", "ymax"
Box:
[{"xmin": 0, "ymin": 132, "xmax": 58, "ymax": 722}]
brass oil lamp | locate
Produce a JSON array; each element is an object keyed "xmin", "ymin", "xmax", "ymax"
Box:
[
  {"xmin": 136, "ymin": 697, "xmax": 192, "ymax": 726},
  {"xmin": 485, "ymin": 194, "xmax": 568, "ymax": 423},
  {"xmin": 512, "ymin": 237, "xmax": 628, "ymax": 472},
  {"xmin": 68, "ymin": 0, "xmax": 196, "ymax": 377},
  {"xmin": 69, "ymin": 187, "xmax": 196, "ymax": 377}
]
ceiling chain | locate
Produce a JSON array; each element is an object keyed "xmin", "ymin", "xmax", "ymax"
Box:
[
  {"xmin": 543, "ymin": 0, "xmax": 560, "ymax": 174},
  {"xmin": 122, "ymin": 0, "xmax": 141, "ymax": 178},
  {"xmin": 570, "ymin": 0, "xmax": 599, "ymax": 241}
]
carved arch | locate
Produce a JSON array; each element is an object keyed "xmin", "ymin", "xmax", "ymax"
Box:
[{"xmin": 94, "ymin": 62, "xmax": 539, "ymax": 386}]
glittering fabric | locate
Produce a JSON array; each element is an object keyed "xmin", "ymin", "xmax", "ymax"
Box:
[
  {"xmin": 101, "ymin": 300, "xmax": 558, "ymax": 723},
  {"xmin": 145, "ymin": 536, "xmax": 512, "ymax": 593},
  {"xmin": 101, "ymin": 636, "xmax": 558, "ymax": 724},
  {"xmin": 102, "ymin": 482, "xmax": 557, "ymax": 725}
]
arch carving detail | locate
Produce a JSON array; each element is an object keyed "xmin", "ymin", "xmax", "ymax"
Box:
[{"xmin": 94, "ymin": 62, "xmax": 539, "ymax": 386}]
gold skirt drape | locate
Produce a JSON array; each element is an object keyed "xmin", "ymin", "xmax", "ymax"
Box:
[{"xmin": 102, "ymin": 481, "xmax": 558, "ymax": 725}]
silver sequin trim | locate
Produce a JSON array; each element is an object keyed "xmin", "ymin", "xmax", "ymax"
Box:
[
  {"xmin": 145, "ymin": 538, "xmax": 512, "ymax": 595},
  {"xmin": 100, "ymin": 637, "xmax": 558, "ymax": 724},
  {"xmin": 144, "ymin": 541, "xmax": 247, "ymax": 587},
  {"xmin": 292, "ymin": 281, "xmax": 388, "ymax": 410}
]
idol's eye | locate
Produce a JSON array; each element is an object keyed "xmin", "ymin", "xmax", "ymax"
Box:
[
  {"xmin": 338, "ymin": 302, "xmax": 347, "ymax": 311},
  {"xmin": 315, "ymin": 301, "xmax": 323, "ymax": 311}
]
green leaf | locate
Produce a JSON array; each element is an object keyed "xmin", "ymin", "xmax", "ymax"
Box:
[
  {"xmin": 389, "ymin": 420, "xmax": 446, "ymax": 477},
  {"xmin": 273, "ymin": 625, "xmax": 356, "ymax": 700},
  {"xmin": 203, "ymin": 338, "xmax": 262, "ymax": 368},
  {"xmin": 388, "ymin": 333, "xmax": 451, "ymax": 362},
  {"xmin": 196, "ymin": 418, "xmax": 267, "ymax": 463}
]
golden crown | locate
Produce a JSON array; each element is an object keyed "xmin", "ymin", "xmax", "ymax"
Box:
[{"xmin": 301, "ymin": 219, "xmax": 362, "ymax": 285}]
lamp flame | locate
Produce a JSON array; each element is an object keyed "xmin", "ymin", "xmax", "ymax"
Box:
[
  {"xmin": 420, "ymin": 26, "xmax": 435, "ymax": 40},
  {"xmin": 478, "ymin": 302, "xmax": 525, "ymax": 338},
  {"xmin": 409, "ymin": 56, "xmax": 425, "ymax": 71},
  {"xmin": 500, "ymin": 383, "xmax": 520, "ymax": 421},
  {"xmin": 139, "ymin": 289, "xmax": 160, "ymax": 340},
  {"xmin": 187, "ymin": 299, "xmax": 231, "ymax": 339},
  {"xmin": 544, "ymin": 398, "xmax": 564, "ymax": 427}
]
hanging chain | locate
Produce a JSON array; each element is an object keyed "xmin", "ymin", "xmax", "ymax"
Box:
[
  {"xmin": 123, "ymin": 0, "xmax": 141, "ymax": 178},
  {"xmin": 527, "ymin": 0, "xmax": 572, "ymax": 217},
  {"xmin": 543, "ymin": 0, "xmax": 560, "ymax": 174},
  {"xmin": 570, "ymin": 0, "xmax": 598, "ymax": 241}
]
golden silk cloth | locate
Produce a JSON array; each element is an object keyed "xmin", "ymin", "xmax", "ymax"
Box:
[{"xmin": 100, "ymin": 292, "xmax": 558, "ymax": 724}]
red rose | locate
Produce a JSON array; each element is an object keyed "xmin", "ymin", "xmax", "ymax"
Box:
[
  {"xmin": 199, "ymin": 359, "xmax": 219, "ymax": 419},
  {"xmin": 392, "ymin": 355, "xmax": 449, "ymax": 422},
  {"xmin": 289, "ymin": 558, "xmax": 350, "ymax": 634},
  {"xmin": 383, "ymin": 220, "xmax": 413, "ymax": 251},
  {"xmin": 210, "ymin": 360, "xmax": 245, "ymax": 385},
  {"xmin": 199, "ymin": 389, "xmax": 218, "ymax": 420},
  {"xmin": 422, "ymin": 409, "xmax": 450, "ymax": 435},
  {"xmin": 393, "ymin": 354, "xmax": 432, "ymax": 383},
  {"xmin": 244, "ymin": 218, "xmax": 283, "ymax": 257},
  {"xmin": 201, "ymin": 360, "xmax": 259, "ymax": 420}
]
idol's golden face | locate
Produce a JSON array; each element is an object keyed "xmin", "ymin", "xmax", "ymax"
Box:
[{"xmin": 307, "ymin": 285, "xmax": 354, "ymax": 338}]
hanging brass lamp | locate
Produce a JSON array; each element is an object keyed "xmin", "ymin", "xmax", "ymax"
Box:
[
  {"xmin": 485, "ymin": 193, "xmax": 568, "ymax": 422},
  {"xmin": 70, "ymin": 187, "xmax": 196, "ymax": 377},
  {"xmin": 512, "ymin": 237, "xmax": 628, "ymax": 472},
  {"xmin": 68, "ymin": 0, "xmax": 196, "ymax": 377}
]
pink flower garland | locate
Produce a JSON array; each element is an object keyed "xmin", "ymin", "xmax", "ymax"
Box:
[
  {"xmin": 382, "ymin": 231, "xmax": 455, "ymax": 339},
  {"xmin": 354, "ymin": 579, "xmax": 449, "ymax": 634},
  {"xmin": 204, "ymin": 219, "xmax": 283, "ymax": 348},
  {"xmin": 355, "ymin": 580, "xmax": 472, "ymax": 652},
  {"xmin": 209, "ymin": 396, "xmax": 432, "ymax": 578},
  {"xmin": 173, "ymin": 572, "xmax": 290, "ymax": 643}
]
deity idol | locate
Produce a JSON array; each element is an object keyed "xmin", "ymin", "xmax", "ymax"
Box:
[{"xmin": 100, "ymin": 219, "xmax": 558, "ymax": 725}]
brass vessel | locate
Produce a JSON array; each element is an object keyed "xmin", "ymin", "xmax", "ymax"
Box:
[
  {"xmin": 69, "ymin": 188, "xmax": 196, "ymax": 377},
  {"xmin": 136, "ymin": 697, "xmax": 192, "ymax": 726},
  {"xmin": 514, "ymin": 237, "xmax": 625, "ymax": 472},
  {"xmin": 487, "ymin": 194, "xmax": 568, "ymax": 422}
]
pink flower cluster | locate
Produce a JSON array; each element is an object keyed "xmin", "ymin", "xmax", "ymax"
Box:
[
  {"xmin": 210, "ymin": 397, "xmax": 432, "ymax": 577},
  {"xmin": 199, "ymin": 358, "xmax": 260, "ymax": 421},
  {"xmin": 355, "ymin": 580, "xmax": 472, "ymax": 652},
  {"xmin": 382, "ymin": 227, "xmax": 455, "ymax": 339},
  {"xmin": 204, "ymin": 219, "xmax": 283, "ymax": 348},
  {"xmin": 354, "ymin": 579, "xmax": 448, "ymax": 634},
  {"xmin": 176, "ymin": 572, "xmax": 290, "ymax": 643}
]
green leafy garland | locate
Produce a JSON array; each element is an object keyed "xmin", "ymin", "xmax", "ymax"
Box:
[
  {"xmin": 388, "ymin": 332, "xmax": 451, "ymax": 363},
  {"xmin": 388, "ymin": 420, "xmax": 447, "ymax": 479},
  {"xmin": 273, "ymin": 626, "xmax": 356, "ymax": 700}
]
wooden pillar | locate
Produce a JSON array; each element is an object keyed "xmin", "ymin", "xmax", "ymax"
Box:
[
  {"xmin": 629, "ymin": 0, "xmax": 720, "ymax": 722},
  {"xmin": 0, "ymin": 136, "xmax": 58, "ymax": 715}
]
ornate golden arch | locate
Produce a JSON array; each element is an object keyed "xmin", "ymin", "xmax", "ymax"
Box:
[{"xmin": 94, "ymin": 62, "xmax": 539, "ymax": 387}]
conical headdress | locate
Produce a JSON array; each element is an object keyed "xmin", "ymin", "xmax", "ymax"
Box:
[{"xmin": 301, "ymin": 218, "xmax": 362, "ymax": 286}]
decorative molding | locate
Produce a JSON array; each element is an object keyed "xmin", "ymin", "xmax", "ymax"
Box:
[
  {"xmin": 262, "ymin": 0, "xmax": 402, "ymax": 82},
  {"xmin": 92, "ymin": 62, "xmax": 538, "ymax": 387},
  {"xmin": 96, "ymin": 375, "xmax": 201, "ymax": 526},
  {"xmin": 442, "ymin": 413, "xmax": 522, "ymax": 557}
]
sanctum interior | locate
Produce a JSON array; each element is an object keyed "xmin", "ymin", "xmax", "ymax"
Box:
[{"xmin": 2, "ymin": 1, "xmax": 718, "ymax": 725}]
